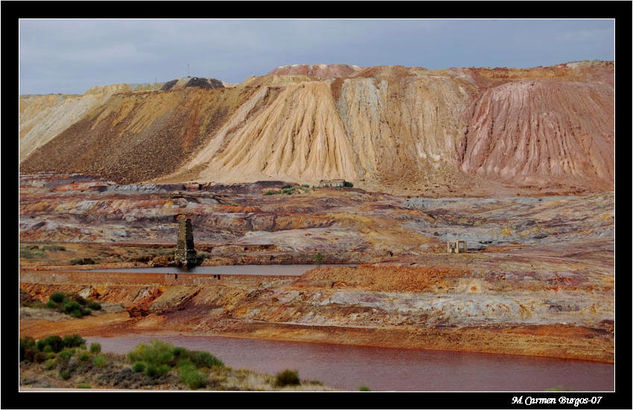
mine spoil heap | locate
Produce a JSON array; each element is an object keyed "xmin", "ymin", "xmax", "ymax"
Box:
[{"xmin": 174, "ymin": 214, "xmax": 198, "ymax": 269}]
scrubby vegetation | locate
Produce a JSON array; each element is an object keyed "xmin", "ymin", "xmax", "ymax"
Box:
[
  {"xmin": 89, "ymin": 342, "xmax": 101, "ymax": 354},
  {"xmin": 20, "ymin": 242, "xmax": 180, "ymax": 267},
  {"xmin": 20, "ymin": 243, "xmax": 66, "ymax": 259},
  {"xmin": 42, "ymin": 244, "xmax": 66, "ymax": 251},
  {"xmin": 178, "ymin": 360, "xmax": 207, "ymax": 389},
  {"xmin": 313, "ymin": 252, "xmax": 324, "ymax": 264},
  {"xmin": 127, "ymin": 340, "xmax": 223, "ymax": 384},
  {"xmin": 21, "ymin": 336, "xmax": 327, "ymax": 391},
  {"xmin": 20, "ymin": 244, "xmax": 46, "ymax": 259},
  {"xmin": 93, "ymin": 355, "xmax": 107, "ymax": 368},
  {"xmin": 21, "ymin": 334, "xmax": 85, "ymax": 363},
  {"xmin": 275, "ymin": 369, "xmax": 300, "ymax": 387},
  {"xmin": 37, "ymin": 292, "xmax": 102, "ymax": 318},
  {"xmin": 264, "ymin": 184, "xmax": 311, "ymax": 196},
  {"xmin": 69, "ymin": 257, "xmax": 96, "ymax": 265}
]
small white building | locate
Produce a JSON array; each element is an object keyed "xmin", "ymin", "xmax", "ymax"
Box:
[
  {"xmin": 447, "ymin": 240, "xmax": 467, "ymax": 254},
  {"xmin": 318, "ymin": 179, "xmax": 347, "ymax": 188}
]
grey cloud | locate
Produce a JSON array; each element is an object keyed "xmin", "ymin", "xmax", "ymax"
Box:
[{"xmin": 19, "ymin": 19, "xmax": 614, "ymax": 95}]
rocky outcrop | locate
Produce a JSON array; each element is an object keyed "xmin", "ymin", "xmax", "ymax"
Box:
[{"xmin": 160, "ymin": 77, "xmax": 224, "ymax": 91}]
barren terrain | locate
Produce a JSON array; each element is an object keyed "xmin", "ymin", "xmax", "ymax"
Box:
[
  {"xmin": 20, "ymin": 175, "xmax": 614, "ymax": 363},
  {"xmin": 20, "ymin": 61, "xmax": 613, "ymax": 195},
  {"xmin": 18, "ymin": 62, "xmax": 615, "ymax": 390}
]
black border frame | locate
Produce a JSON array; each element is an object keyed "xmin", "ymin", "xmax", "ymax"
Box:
[{"xmin": 3, "ymin": 2, "xmax": 631, "ymax": 409}]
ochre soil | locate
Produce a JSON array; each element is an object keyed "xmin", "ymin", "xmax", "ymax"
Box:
[
  {"xmin": 19, "ymin": 175, "xmax": 614, "ymax": 364},
  {"xmin": 20, "ymin": 266, "xmax": 614, "ymax": 364}
]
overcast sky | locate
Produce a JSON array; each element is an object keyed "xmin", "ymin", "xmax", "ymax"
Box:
[{"xmin": 19, "ymin": 19, "xmax": 614, "ymax": 95}]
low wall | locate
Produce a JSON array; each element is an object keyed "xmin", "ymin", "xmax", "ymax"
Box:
[{"xmin": 20, "ymin": 270, "xmax": 297, "ymax": 286}]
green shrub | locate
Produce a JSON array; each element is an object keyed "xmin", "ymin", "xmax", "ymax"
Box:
[
  {"xmin": 70, "ymin": 309, "xmax": 83, "ymax": 318},
  {"xmin": 24, "ymin": 349, "xmax": 37, "ymax": 362},
  {"xmin": 56, "ymin": 350, "xmax": 74, "ymax": 367},
  {"xmin": 275, "ymin": 369, "xmax": 300, "ymax": 387},
  {"xmin": 127, "ymin": 341, "xmax": 223, "ymax": 379},
  {"xmin": 50, "ymin": 292, "xmax": 66, "ymax": 303},
  {"xmin": 282, "ymin": 184, "xmax": 293, "ymax": 189},
  {"xmin": 21, "ymin": 246, "xmax": 45, "ymax": 259},
  {"xmin": 132, "ymin": 362, "xmax": 146, "ymax": 373},
  {"xmin": 69, "ymin": 258, "xmax": 95, "ymax": 265},
  {"xmin": 71, "ymin": 295, "xmax": 87, "ymax": 306},
  {"xmin": 76, "ymin": 383, "xmax": 91, "ymax": 389},
  {"xmin": 87, "ymin": 301, "xmax": 102, "ymax": 311},
  {"xmin": 21, "ymin": 336, "xmax": 36, "ymax": 349},
  {"xmin": 359, "ymin": 385, "xmax": 371, "ymax": 391},
  {"xmin": 93, "ymin": 355, "xmax": 107, "ymax": 368},
  {"xmin": 89, "ymin": 342, "xmax": 101, "ymax": 354},
  {"xmin": 34, "ymin": 351, "xmax": 48, "ymax": 363},
  {"xmin": 42, "ymin": 244, "xmax": 66, "ymax": 251},
  {"xmin": 45, "ymin": 300, "xmax": 58, "ymax": 309},
  {"xmin": 44, "ymin": 359, "xmax": 56, "ymax": 370},
  {"xmin": 179, "ymin": 361, "xmax": 207, "ymax": 390},
  {"xmin": 145, "ymin": 364, "xmax": 170, "ymax": 378},
  {"xmin": 171, "ymin": 346, "xmax": 187, "ymax": 358},
  {"xmin": 57, "ymin": 349, "xmax": 75, "ymax": 362},
  {"xmin": 313, "ymin": 252, "xmax": 324, "ymax": 264},
  {"xmin": 144, "ymin": 364, "xmax": 158, "ymax": 377},
  {"xmin": 128, "ymin": 340, "xmax": 175, "ymax": 368},
  {"xmin": 63, "ymin": 301, "xmax": 81, "ymax": 314},
  {"xmin": 59, "ymin": 369, "xmax": 72, "ymax": 380},
  {"xmin": 78, "ymin": 352, "xmax": 90, "ymax": 362},
  {"xmin": 43, "ymin": 345, "xmax": 53, "ymax": 353},
  {"xmin": 62, "ymin": 334, "xmax": 85, "ymax": 348},
  {"xmin": 264, "ymin": 190, "xmax": 277, "ymax": 195},
  {"xmin": 20, "ymin": 337, "xmax": 36, "ymax": 361},
  {"xmin": 343, "ymin": 181, "xmax": 354, "ymax": 188},
  {"xmin": 186, "ymin": 350, "xmax": 223, "ymax": 368},
  {"xmin": 38, "ymin": 335, "xmax": 64, "ymax": 353}
]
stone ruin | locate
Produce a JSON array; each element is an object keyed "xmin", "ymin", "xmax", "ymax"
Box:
[
  {"xmin": 174, "ymin": 214, "xmax": 199, "ymax": 269},
  {"xmin": 447, "ymin": 240, "xmax": 467, "ymax": 254},
  {"xmin": 318, "ymin": 179, "xmax": 347, "ymax": 188}
]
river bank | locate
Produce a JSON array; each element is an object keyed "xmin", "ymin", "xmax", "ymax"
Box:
[{"xmin": 20, "ymin": 265, "xmax": 614, "ymax": 363}]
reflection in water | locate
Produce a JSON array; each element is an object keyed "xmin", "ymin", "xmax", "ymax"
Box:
[{"xmin": 87, "ymin": 335, "xmax": 614, "ymax": 391}]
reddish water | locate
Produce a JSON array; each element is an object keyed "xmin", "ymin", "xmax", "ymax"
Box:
[
  {"xmin": 87, "ymin": 335, "xmax": 614, "ymax": 392},
  {"xmin": 80, "ymin": 264, "xmax": 352, "ymax": 276}
]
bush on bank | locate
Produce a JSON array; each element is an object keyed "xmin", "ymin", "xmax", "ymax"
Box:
[
  {"xmin": 275, "ymin": 369, "xmax": 300, "ymax": 387},
  {"xmin": 21, "ymin": 335, "xmax": 286, "ymax": 391},
  {"xmin": 127, "ymin": 339, "xmax": 223, "ymax": 387},
  {"xmin": 42, "ymin": 292, "xmax": 101, "ymax": 318}
]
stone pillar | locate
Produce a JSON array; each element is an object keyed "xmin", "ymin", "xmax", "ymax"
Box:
[{"xmin": 175, "ymin": 214, "xmax": 198, "ymax": 269}]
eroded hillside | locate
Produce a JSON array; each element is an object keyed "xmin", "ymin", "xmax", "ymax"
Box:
[{"xmin": 20, "ymin": 62, "xmax": 614, "ymax": 195}]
